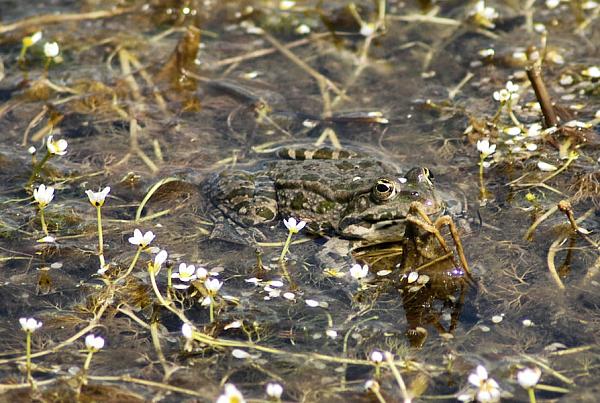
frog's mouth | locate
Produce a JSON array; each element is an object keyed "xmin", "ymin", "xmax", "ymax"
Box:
[{"xmin": 339, "ymin": 217, "xmax": 408, "ymax": 242}]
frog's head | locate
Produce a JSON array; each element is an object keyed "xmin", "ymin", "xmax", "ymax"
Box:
[{"xmin": 338, "ymin": 167, "xmax": 443, "ymax": 242}]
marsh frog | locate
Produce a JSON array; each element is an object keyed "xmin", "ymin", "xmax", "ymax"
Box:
[{"xmin": 207, "ymin": 147, "xmax": 447, "ymax": 244}]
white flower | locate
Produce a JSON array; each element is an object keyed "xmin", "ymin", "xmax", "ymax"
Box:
[
  {"xmin": 468, "ymin": 365, "xmax": 501, "ymax": 402},
  {"xmin": 522, "ymin": 319, "xmax": 534, "ymax": 327},
  {"xmin": 181, "ymin": 322, "xmax": 193, "ymax": 340},
  {"xmin": 525, "ymin": 143, "xmax": 538, "ymax": 151},
  {"xmin": 85, "ymin": 187, "xmax": 110, "ymax": 207},
  {"xmin": 505, "ymin": 81, "xmax": 519, "ymax": 93},
  {"xmin": 154, "ymin": 250, "xmax": 168, "ymax": 269},
  {"xmin": 491, "ymin": 315, "xmax": 503, "ymax": 323},
  {"xmin": 195, "ymin": 266, "xmax": 208, "ymax": 280},
  {"xmin": 283, "ymin": 292, "xmax": 295, "ymax": 300},
  {"xmin": 370, "ymin": 350, "xmax": 384, "ymax": 363},
  {"xmin": 471, "ymin": 1, "xmax": 499, "ymax": 28},
  {"xmin": 46, "ymin": 135, "xmax": 67, "ymax": 155},
  {"xmin": 493, "ymin": 89, "xmax": 510, "ymax": 103},
  {"xmin": 283, "ymin": 217, "xmax": 306, "ymax": 234},
  {"xmin": 493, "ymin": 81, "xmax": 519, "ymax": 103},
  {"xmin": 360, "ymin": 22, "xmax": 376, "ymax": 37},
  {"xmin": 37, "ymin": 235, "xmax": 56, "ymax": 243},
  {"xmin": 216, "ymin": 383, "xmax": 246, "ymax": 403},
  {"xmin": 477, "ymin": 139, "xmax": 497, "ymax": 158},
  {"xmin": 266, "ymin": 382, "xmax": 283, "ymax": 399},
  {"xmin": 224, "ymin": 320, "xmax": 242, "ymax": 330},
  {"xmin": 504, "ymin": 126, "xmax": 521, "ymax": 136},
  {"xmin": 245, "ymin": 277, "xmax": 261, "ymax": 285},
  {"xmin": 43, "ymin": 41, "xmax": 59, "ymax": 58},
  {"xmin": 85, "ymin": 334, "xmax": 105, "ymax": 352},
  {"xmin": 128, "ymin": 229, "xmax": 155, "ymax": 247},
  {"xmin": 268, "ymin": 280, "xmax": 284, "ymax": 287},
  {"xmin": 295, "ymin": 24, "xmax": 311, "ymax": 35},
  {"xmin": 478, "ymin": 48, "xmax": 495, "ymax": 58},
  {"xmin": 537, "ymin": 161, "xmax": 557, "ymax": 172},
  {"xmin": 546, "ymin": 0, "xmax": 560, "ymax": 8},
  {"xmin": 232, "ymin": 349, "xmax": 251, "ymax": 359},
  {"xmin": 526, "ymin": 123, "xmax": 543, "ymax": 138},
  {"xmin": 325, "ymin": 329, "xmax": 338, "ymax": 339},
  {"xmin": 205, "ymin": 278, "xmax": 222, "ymax": 294},
  {"xmin": 305, "ymin": 299, "xmax": 319, "ymax": 307},
  {"xmin": 407, "ymin": 271, "xmax": 419, "ymax": 283},
  {"xmin": 27, "ymin": 146, "xmax": 36, "ymax": 155},
  {"xmin": 365, "ymin": 379, "xmax": 379, "ymax": 391},
  {"xmin": 19, "ymin": 317, "xmax": 42, "ymax": 332},
  {"xmin": 33, "ymin": 184, "xmax": 54, "ymax": 208},
  {"xmin": 23, "ymin": 31, "xmax": 42, "ymax": 47},
  {"xmin": 350, "ymin": 264, "xmax": 369, "ymax": 280},
  {"xmin": 172, "ymin": 263, "xmax": 197, "ymax": 282},
  {"xmin": 517, "ymin": 367, "xmax": 542, "ymax": 389},
  {"xmin": 582, "ymin": 66, "xmax": 600, "ymax": 78}
]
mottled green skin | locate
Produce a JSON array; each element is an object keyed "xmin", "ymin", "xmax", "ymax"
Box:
[{"xmin": 207, "ymin": 148, "xmax": 444, "ymax": 243}]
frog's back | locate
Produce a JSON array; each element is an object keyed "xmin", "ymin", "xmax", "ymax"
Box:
[{"xmin": 206, "ymin": 145, "xmax": 403, "ymax": 233}]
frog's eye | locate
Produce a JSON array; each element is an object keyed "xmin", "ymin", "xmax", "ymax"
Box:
[{"xmin": 373, "ymin": 178, "xmax": 397, "ymax": 201}]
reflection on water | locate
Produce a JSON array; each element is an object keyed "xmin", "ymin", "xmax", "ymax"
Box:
[{"xmin": 0, "ymin": 0, "xmax": 599, "ymax": 401}]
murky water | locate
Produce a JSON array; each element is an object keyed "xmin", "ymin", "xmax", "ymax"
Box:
[{"xmin": 0, "ymin": 0, "xmax": 599, "ymax": 401}]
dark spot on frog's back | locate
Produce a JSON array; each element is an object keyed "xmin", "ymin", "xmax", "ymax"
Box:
[
  {"xmin": 290, "ymin": 193, "xmax": 308, "ymax": 210},
  {"xmin": 334, "ymin": 160, "xmax": 358, "ymax": 171},
  {"xmin": 300, "ymin": 174, "xmax": 320, "ymax": 181},
  {"xmin": 317, "ymin": 200, "xmax": 336, "ymax": 213},
  {"xmin": 256, "ymin": 207, "xmax": 276, "ymax": 221}
]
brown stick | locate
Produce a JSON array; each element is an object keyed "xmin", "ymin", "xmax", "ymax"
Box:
[
  {"xmin": 0, "ymin": 7, "xmax": 136, "ymax": 35},
  {"xmin": 526, "ymin": 47, "xmax": 558, "ymax": 128}
]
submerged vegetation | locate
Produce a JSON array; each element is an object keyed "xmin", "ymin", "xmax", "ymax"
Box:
[{"xmin": 0, "ymin": 0, "xmax": 599, "ymax": 401}]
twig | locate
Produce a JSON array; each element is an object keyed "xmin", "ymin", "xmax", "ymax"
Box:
[
  {"xmin": 209, "ymin": 34, "xmax": 329, "ymax": 69},
  {"xmin": 524, "ymin": 204, "xmax": 559, "ymax": 241},
  {"xmin": 261, "ymin": 31, "xmax": 345, "ymax": 97},
  {"xmin": 88, "ymin": 375, "xmax": 204, "ymax": 397},
  {"xmin": 0, "ymin": 7, "xmax": 137, "ymax": 34},
  {"xmin": 526, "ymin": 47, "xmax": 558, "ymax": 129},
  {"xmin": 547, "ymin": 235, "xmax": 567, "ymax": 289}
]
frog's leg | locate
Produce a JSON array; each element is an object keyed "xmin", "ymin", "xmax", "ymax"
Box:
[
  {"xmin": 406, "ymin": 202, "xmax": 471, "ymax": 279},
  {"xmin": 208, "ymin": 170, "xmax": 279, "ymax": 227}
]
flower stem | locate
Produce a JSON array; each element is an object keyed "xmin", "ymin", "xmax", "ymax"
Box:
[
  {"xmin": 96, "ymin": 206, "xmax": 106, "ymax": 270},
  {"xmin": 166, "ymin": 266, "xmax": 173, "ymax": 300},
  {"xmin": 147, "ymin": 265, "xmax": 187, "ymax": 321},
  {"xmin": 491, "ymin": 103, "xmax": 504, "ymax": 124},
  {"xmin": 148, "ymin": 266, "xmax": 171, "ymax": 307},
  {"xmin": 115, "ymin": 246, "xmax": 142, "ymax": 283},
  {"xmin": 209, "ymin": 299, "xmax": 214, "ymax": 323},
  {"xmin": 25, "ymin": 331, "xmax": 34, "ymax": 387},
  {"xmin": 26, "ymin": 152, "xmax": 51, "ymax": 189},
  {"xmin": 528, "ymin": 387, "xmax": 537, "ymax": 403},
  {"xmin": 478, "ymin": 157, "xmax": 488, "ymax": 201},
  {"xmin": 39, "ymin": 207, "xmax": 49, "ymax": 236},
  {"xmin": 279, "ymin": 231, "xmax": 293, "ymax": 262},
  {"xmin": 83, "ymin": 351, "xmax": 94, "ymax": 373}
]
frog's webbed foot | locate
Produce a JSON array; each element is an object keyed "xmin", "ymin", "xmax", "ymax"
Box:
[{"xmin": 406, "ymin": 202, "xmax": 472, "ymax": 279}]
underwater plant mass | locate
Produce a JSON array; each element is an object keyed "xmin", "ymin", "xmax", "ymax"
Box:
[{"xmin": 0, "ymin": 1, "xmax": 599, "ymax": 402}]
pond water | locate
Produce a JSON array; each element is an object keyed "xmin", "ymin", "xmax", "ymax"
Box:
[{"xmin": 0, "ymin": 0, "xmax": 599, "ymax": 402}]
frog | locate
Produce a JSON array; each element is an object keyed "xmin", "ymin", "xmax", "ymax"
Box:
[
  {"xmin": 209, "ymin": 147, "xmax": 432, "ymax": 236},
  {"xmin": 205, "ymin": 145, "xmax": 470, "ymax": 276}
]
